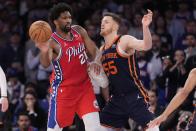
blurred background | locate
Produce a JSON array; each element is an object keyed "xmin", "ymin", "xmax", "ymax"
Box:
[{"xmin": 0, "ymin": 0, "xmax": 195, "ymax": 131}]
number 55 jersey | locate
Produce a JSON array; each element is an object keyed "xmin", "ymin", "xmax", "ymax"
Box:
[{"xmin": 101, "ymin": 35, "xmax": 149, "ymax": 102}]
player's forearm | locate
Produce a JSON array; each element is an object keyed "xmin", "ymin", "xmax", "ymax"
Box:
[
  {"xmin": 40, "ymin": 51, "xmax": 51, "ymax": 68},
  {"xmin": 0, "ymin": 67, "xmax": 7, "ymax": 97},
  {"xmin": 162, "ymin": 89, "xmax": 189, "ymax": 119},
  {"xmin": 142, "ymin": 25, "xmax": 152, "ymax": 50},
  {"xmin": 86, "ymin": 45, "xmax": 98, "ymax": 61},
  {"xmin": 162, "ymin": 71, "xmax": 196, "ymax": 118}
]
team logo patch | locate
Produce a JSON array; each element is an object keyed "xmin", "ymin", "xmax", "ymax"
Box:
[
  {"xmin": 111, "ymin": 44, "xmax": 116, "ymax": 48},
  {"xmin": 93, "ymin": 100, "xmax": 99, "ymax": 109}
]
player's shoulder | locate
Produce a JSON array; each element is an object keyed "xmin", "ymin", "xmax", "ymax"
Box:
[
  {"xmin": 119, "ymin": 35, "xmax": 135, "ymax": 46},
  {"xmin": 120, "ymin": 35, "xmax": 135, "ymax": 41},
  {"xmin": 48, "ymin": 38, "xmax": 59, "ymax": 48},
  {"xmin": 190, "ymin": 68, "xmax": 196, "ymax": 76}
]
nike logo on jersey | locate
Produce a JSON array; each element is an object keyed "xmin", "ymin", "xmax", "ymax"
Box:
[
  {"xmin": 66, "ymin": 43, "xmax": 85, "ymax": 62},
  {"xmin": 111, "ymin": 44, "xmax": 116, "ymax": 48},
  {"xmin": 137, "ymin": 94, "xmax": 142, "ymax": 99},
  {"xmin": 63, "ymin": 42, "xmax": 68, "ymax": 47}
]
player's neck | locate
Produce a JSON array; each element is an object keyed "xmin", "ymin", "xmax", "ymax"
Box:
[
  {"xmin": 56, "ymin": 30, "xmax": 73, "ymax": 40},
  {"xmin": 104, "ymin": 31, "xmax": 118, "ymax": 47}
]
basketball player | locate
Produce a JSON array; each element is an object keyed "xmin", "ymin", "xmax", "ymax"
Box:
[
  {"xmin": 0, "ymin": 66, "xmax": 8, "ymax": 112},
  {"xmin": 148, "ymin": 68, "xmax": 196, "ymax": 131},
  {"xmin": 99, "ymin": 11, "xmax": 159, "ymax": 131},
  {"xmin": 35, "ymin": 3, "xmax": 106, "ymax": 131}
]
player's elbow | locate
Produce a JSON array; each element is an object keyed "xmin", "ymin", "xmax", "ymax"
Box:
[
  {"xmin": 142, "ymin": 42, "xmax": 152, "ymax": 51},
  {"xmin": 190, "ymin": 68, "xmax": 196, "ymax": 77}
]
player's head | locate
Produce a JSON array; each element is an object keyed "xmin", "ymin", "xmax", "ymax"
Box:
[
  {"xmin": 49, "ymin": 3, "xmax": 72, "ymax": 33},
  {"xmin": 100, "ymin": 12, "xmax": 121, "ymax": 36}
]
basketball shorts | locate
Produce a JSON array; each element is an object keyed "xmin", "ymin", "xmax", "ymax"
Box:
[
  {"xmin": 47, "ymin": 85, "xmax": 99, "ymax": 128},
  {"xmin": 100, "ymin": 92, "xmax": 154, "ymax": 129}
]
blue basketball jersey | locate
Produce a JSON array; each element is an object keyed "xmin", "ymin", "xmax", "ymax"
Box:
[{"xmin": 101, "ymin": 36, "xmax": 149, "ymax": 102}]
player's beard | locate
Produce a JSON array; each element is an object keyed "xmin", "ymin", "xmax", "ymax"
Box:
[
  {"xmin": 100, "ymin": 28, "xmax": 112, "ymax": 36},
  {"xmin": 60, "ymin": 24, "xmax": 71, "ymax": 33}
]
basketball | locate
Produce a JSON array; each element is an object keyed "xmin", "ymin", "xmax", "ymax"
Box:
[{"xmin": 29, "ymin": 20, "xmax": 52, "ymax": 43}]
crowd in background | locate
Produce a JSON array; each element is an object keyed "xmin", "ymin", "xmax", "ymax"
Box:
[{"xmin": 0, "ymin": 0, "xmax": 195, "ymax": 131}]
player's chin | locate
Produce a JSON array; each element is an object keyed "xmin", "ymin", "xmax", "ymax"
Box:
[
  {"xmin": 66, "ymin": 25, "xmax": 71, "ymax": 30},
  {"xmin": 100, "ymin": 31, "xmax": 105, "ymax": 36}
]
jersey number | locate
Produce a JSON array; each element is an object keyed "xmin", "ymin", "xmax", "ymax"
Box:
[
  {"xmin": 79, "ymin": 52, "xmax": 88, "ymax": 65},
  {"xmin": 103, "ymin": 61, "xmax": 118, "ymax": 76}
]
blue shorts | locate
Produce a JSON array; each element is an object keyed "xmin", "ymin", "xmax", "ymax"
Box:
[{"xmin": 100, "ymin": 92, "xmax": 154, "ymax": 129}]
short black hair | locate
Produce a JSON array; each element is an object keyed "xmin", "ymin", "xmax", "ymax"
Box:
[
  {"xmin": 103, "ymin": 12, "xmax": 122, "ymax": 26},
  {"xmin": 17, "ymin": 112, "xmax": 30, "ymax": 120},
  {"xmin": 49, "ymin": 3, "xmax": 72, "ymax": 23}
]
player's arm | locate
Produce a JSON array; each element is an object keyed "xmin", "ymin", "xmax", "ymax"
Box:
[
  {"xmin": 0, "ymin": 66, "xmax": 9, "ymax": 112},
  {"xmin": 121, "ymin": 10, "xmax": 153, "ymax": 52},
  {"xmin": 148, "ymin": 68, "xmax": 196, "ymax": 128},
  {"xmin": 73, "ymin": 25, "xmax": 98, "ymax": 60},
  {"xmin": 35, "ymin": 39, "xmax": 57, "ymax": 68}
]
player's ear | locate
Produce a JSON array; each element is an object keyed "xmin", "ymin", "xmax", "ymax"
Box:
[
  {"xmin": 113, "ymin": 22, "xmax": 119, "ymax": 31},
  {"xmin": 54, "ymin": 20, "xmax": 58, "ymax": 26}
]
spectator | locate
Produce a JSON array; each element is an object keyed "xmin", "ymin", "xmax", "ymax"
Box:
[
  {"xmin": 136, "ymin": 51, "xmax": 151, "ymax": 89},
  {"xmin": 7, "ymin": 68, "xmax": 24, "ymax": 115},
  {"xmin": 13, "ymin": 112, "xmax": 38, "ymax": 131},
  {"xmin": 156, "ymin": 55, "xmax": 173, "ymax": 106},
  {"xmin": 14, "ymin": 91, "xmax": 47, "ymax": 130},
  {"xmin": 128, "ymin": 12, "xmax": 143, "ymax": 39},
  {"xmin": 166, "ymin": 49, "xmax": 187, "ymax": 102},
  {"xmin": 183, "ymin": 33, "xmax": 196, "ymax": 72},
  {"xmin": 175, "ymin": 20, "xmax": 196, "ymax": 49},
  {"xmin": 147, "ymin": 33, "xmax": 163, "ymax": 89},
  {"xmin": 3, "ymin": 32, "xmax": 24, "ymax": 68},
  {"xmin": 184, "ymin": 33, "xmax": 196, "ymax": 59},
  {"xmin": 148, "ymin": 89, "xmax": 164, "ymax": 116},
  {"xmin": 154, "ymin": 15, "xmax": 173, "ymax": 51}
]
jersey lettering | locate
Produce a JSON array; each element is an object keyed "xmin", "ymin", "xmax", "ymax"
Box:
[
  {"xmin": 66, "ymin": 43, "xmax": 85, "ymax": 62},
  {"xmin": 79, "ymin": 51, "xmax": 88, "ymax": 64},
  {"xmin": 103, "ymin": 60, "xmax": 118, "ymax": 76}
]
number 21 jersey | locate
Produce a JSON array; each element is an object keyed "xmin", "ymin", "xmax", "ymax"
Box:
[{"xmin": 50, "ymin": 27, "xmax": 91, "ymax": 99}]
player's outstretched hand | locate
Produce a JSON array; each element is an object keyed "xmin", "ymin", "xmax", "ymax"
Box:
[
  {"xmin": 142, "ymin": 9, "xmax": 153, "ymax": 27},
  {"xmin": 1, "ymin": 97, "xmax": 9, "ymax": 112},
  {"xmin": 148, "ymin": 114, "xmax": 167, "ymax": 128}
]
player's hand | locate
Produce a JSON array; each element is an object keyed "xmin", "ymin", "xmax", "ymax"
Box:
[
  {"xmin": 142, "ymin": 9, "xmax": 153, "ymax": 27},
  {"xmin": 88, "ymin": 62, "xmax": 101, "ymax": 76},
  {"xmin": 148, "ymin": 115, "xmax": 167, "ymax": 128},
  {"xmin": 1, "ymin": 97, "xmax": 9, "ymax": 112},
  {"xmin": 35, "ymin": 41, "xmax": 50, "ymax": 53}
]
